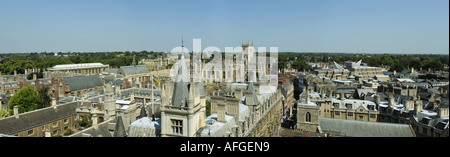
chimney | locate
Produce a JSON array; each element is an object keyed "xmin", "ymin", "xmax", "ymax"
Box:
[
  {"xmin": 414, "ymin": 100, "xmax": 423, "ymax": 117},
  {"xmin": 51, "ymin": 97, "xmax": 57, "ymax": 107},
  {"xmin": 437, "ymin": 107, "xmax": 449, "ymax": 118},
  {"xmin": 340, "ymin": 93, "xmax": 345, "ymax": 101},
  {"xmin": 388, "ymin": 93, "xmax": 395, "ymax": 107},
  {"xmin": 45, "ymin": 129, "xmax": 51, "ymax": 137},
  {"xmin": 375, "ymin": 94, "xmax": 380, "ymax": 106},
  {"xmin": 14, "ymin": 70, "xmax": 17, "ymax": 76},
  {"xmin": 14, "ymin": 106, "xmax": 19, "ymax": 117},
  {"xmin": 92, "ymin": 114, "xmax": 98, "ymax": 128},
  {"xmin": 217, "ymin": 102, "xmax": 226, "ymax": 122}
]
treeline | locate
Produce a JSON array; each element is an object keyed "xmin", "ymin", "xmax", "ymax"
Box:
[
  {"xmin": 1, "ymin": 52, "xmax": 448, "ymax": 75},
  {"xmin": 0, "ymin": 51, "xmax": 165, "ymax": 75},
  {"xmin": 278, "ymin": 53, "xmax": 449, "ymax": 72}
]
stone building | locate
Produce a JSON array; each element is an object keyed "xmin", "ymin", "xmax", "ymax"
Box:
[
  {"xmin": 119, "ymin": 57, "xmax": 151, "ymax": 88},
  {"xmin": 377, "ymin": 91, "xmax": 449, "ymax": 137},
  {"xmin": 50, "ymin": 75, "xmax": 104, "ymax": 98},
  {"xmin": 159, "ymin": 55, "xmax": 207, "ymax": 137},
  {"xmin": 296, "ymin": 89, "xmax": 320, "ymax": 133},
  {"xmin": 198, "ymin": 81, "xmax": 283, "ymax": 137},
  {"xmin": 49, "ymin": 63, "xmax": 109, "ymax": 75},
  {"xmin": 0, "ymin": 101, "xmax": 80, "ymax": 137}
]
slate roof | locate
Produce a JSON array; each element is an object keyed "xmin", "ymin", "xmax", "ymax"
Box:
[
  {"xmin": 120, "ymin": 65, "xmax": 150, "ymax": 76},
  {"xmin": 63, "ymin": 75, "xmax": 103, "ymax": 91},
  {"xmin": 114, "ymin": 116, "xmax": 127, "ymax": 137},
  {"xmin": 171, "ymin": 56, "xmax": 190, "ymax": 108},
  {"xmin": 319, "ymin": 117, "xmax": 415, "ymax": 137},
  {"xmin": 69, "ymin": 118, "xmax": 115, "ymax": 137},
  {"xmin": 0, "ymin": 102, "xmax": 79, "ymax": 135}
]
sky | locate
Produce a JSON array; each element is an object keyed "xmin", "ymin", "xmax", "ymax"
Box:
[{"xmin": 0, "ymin": 0, "xmax": 448, "ymax": 54}]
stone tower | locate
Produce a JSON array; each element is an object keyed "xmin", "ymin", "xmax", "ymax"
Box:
[
  {"xmin": 160, "ymin": 54, "xmax": 206, "ymax": 137},
  {"xmin": 104, "ymin": 83, "xmax": 116, "ymax": 120}
]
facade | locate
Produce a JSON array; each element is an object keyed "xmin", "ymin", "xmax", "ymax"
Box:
[
  {"xmin": 0, "ymin": 101, "xmax": 80, "ymax": 137},
  {"xmin": 119, "ymin": 60, "xmax": 152, "ymax": 88},
  {"xmin": 296, "ymin": 90, "xmax": 320, "ymax": 133},
  {"xmin": 199, "ymin": 81, "xmax": 283, "ymax": 137},
  {"xmin": 49, "ymin": 63, "xmax": 108, "ymax": 75},
  {"xmin": 378, "ymin": 92, "xmax": 449, "ymax": 137},
  {"xmin": 51, "ymin": 75, "xmax": 104, "ymax": 98},
  {"xmin": 160, "ymin": 55, "xmax": 207, "ymax": 137}
]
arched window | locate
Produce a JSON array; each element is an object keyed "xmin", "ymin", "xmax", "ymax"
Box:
[{"xmin": 306, "ymin": 112, "xmax": 311, "ymax": 122}]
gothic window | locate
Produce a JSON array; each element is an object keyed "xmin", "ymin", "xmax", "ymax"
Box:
[
  {"xmin": 306, "ymin": 112, "xmax": 311, "ymax": 122},
  {"xmin": 171, "ymin": 119, "xmax": 183, "ymax": 135}
]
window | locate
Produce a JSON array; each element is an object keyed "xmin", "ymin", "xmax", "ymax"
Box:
[
  {"xmin": 27, "ymin": 129, "xmax": 34, "ymax": 135},
  {"xmin": 333, "ymin": 103, "xmax": 339, "ymax": 108},
  {"xmin": 345, "ymin": 103, "xmax": 352, "ymax": 109},
  {"xmin": 64, "ymin": 118, "xmax": 68, "ymax": 124},
  {"xmin": 348, "ymin": 112, "xmax": 353, "ymax": 117},
  {"xmin": 53, "ymin": 122, "xmax": 58, "ymax": 128},
  {"xmin": 359, "ymin": 116, "xmax": 364, "ymax": 120},
  {"xmin": 171, "ymin": 119, "xmax": 183, "ymax": 135},
  {"xmin": 306, "ymin": 112, "xmax": 311, "ymax": 122},
  {"xmin": 335, "ymin": 111, "xmax": 340, "ymax": 116},
  {"xmin": 370, "ymin": 114, "xmax": 376, "ymax": 119},
  {"xmin": 422, "ymin": 127, "xmax": 428, "ymax": 135}
]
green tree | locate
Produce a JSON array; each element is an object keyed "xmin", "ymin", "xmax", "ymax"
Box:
[
  {"xmin": 38, "ymin": 86, "xmax": 52, "ymax": 109},
  {"xmin": 206, "ymin": 100, "xmax": 211, "ymax": 117},
  {"xmin": 64, "ymin": 129, "xmax": 74, "ymax": 136},
  {"xmin": 9, "ymin": 85, "xmax": 40, "ymax": 115},
  {"xmin": 78, "ymin": 116, "xmax": 92, "ymax": 128},
  {"xmin": 292, "ymin": 59, "xmax": 310, "ymax": 71},
  {"xmin": 0, "ymin": 109, "xmax": 10, "ymax": 118}
]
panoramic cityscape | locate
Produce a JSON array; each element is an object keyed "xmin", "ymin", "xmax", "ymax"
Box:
[{"xmin": 0, "ymin": 0, "xmax": 448, "ymax": 143}]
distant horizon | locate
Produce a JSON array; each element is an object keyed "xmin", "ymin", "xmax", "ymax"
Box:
[
  {"xmin": 1, "ymin": 51, "xmax": 448, "ymax": 55},
  {"xmin": 1, "ymin": 0, "xmax": 448, "ymax": 54}
]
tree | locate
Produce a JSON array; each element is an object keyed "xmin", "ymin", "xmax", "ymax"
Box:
[
  {"xmin": 38, "ymin": 86, "xmax": 52, "ymax": 109},
  {"xmin": 0, "ymin": 109, "xmax": 10, "ymax": 118},
  {"xmin": 206, "ymin": 100, "xmax": 211, "ymax": 117},
  {"xmin": 8, "ymin": 85, "xmax": 39, "ymax": 115},
  {"xmin": 292, "ymin": 59, "xmax": 310, "ymax": 71},
  {"xmin": 79, "ymin": 116, "xmax": 92, "ymax": 128}
]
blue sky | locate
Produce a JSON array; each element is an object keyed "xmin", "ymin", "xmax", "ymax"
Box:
[{"xmin": 0, "ymin": 0, "xmax": 448, "ymax": 54}]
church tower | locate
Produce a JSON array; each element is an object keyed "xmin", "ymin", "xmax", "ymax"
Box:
[
  {"xmin": 104, "ymin": 83, "xmax": 116, "ymax": 120},
  {"xmin": 160, "ymin": 39, "xmax": 206, "ymax": 137}
]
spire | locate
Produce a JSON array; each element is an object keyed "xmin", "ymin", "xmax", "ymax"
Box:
[
  {"xmin": 181, "ymin": 36, "xmax": 184, "ymax": 49},
  {"xmin": 114, "ymin": 115, "xmax": 127, "ymax": 137},
  {"xmin": 139, "ymin": 104, "xmax": 147, "ymax": 119}
]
